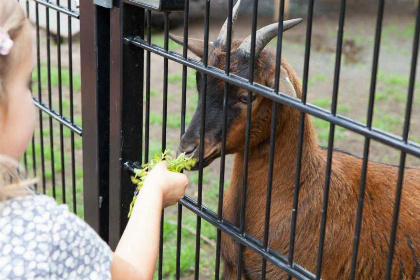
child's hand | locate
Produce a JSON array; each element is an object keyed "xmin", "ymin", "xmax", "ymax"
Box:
[{"xmin": 143, "ymin": 162, "xmax": 188, "ymax": 208}]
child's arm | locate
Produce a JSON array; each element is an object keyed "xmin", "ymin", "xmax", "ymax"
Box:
[{"xmin": 111, "ymin": 162, "xmax": 188, "ymax": 280}]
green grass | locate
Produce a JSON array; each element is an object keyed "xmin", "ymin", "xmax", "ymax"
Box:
[
  {"xmin": 188, "ymin": 94, "xmax": 199, "ymax": 111},
  {"xmin": 32, "ymin": 63, "xmax": 82, "ymax": 92},
  {"xmin": 268, "ymin": 39, "xmax": 305, "ymax": 51},
  {"xmin": 382, "ymin": 23, "xmax": 416, "ymax": 40},
  {"xmin": 311, "ymin": 98, "xmax": 350, "ymax": 113},
  {"xmin": 375, "ymin": 71, "xmax": 420, "ymax": 104},
  {"xmin": 150, "ymin": 112, "xmax": 193, "ymax": 128},
  {"xmin": 168, "ymin": 73, "xmax": 183, "ymax": 83},
  {"xmin": 156, "ymin": 215, "xmax": 217, "ymax": 279},
  {"xmin": 150, "ymin": 88, "xmax": 158, "ymax": 97},
  {"xmin": 311, "ymin": 74, "xmax": 327, "ymax": 83},
  {"xmin": 310, "ymin": 117, "xmax": 345, "ymax": 146},
  {"xmin": 308, "ymin": 74, "xmax": 327, "ymax": 88},
  {"xmin": 151, "ymin": 34, "xmax": 181, "ymax": 51},
  {"xmin": 372, "ymin": 108, "xmax": 402, "ymax": 133},
  {"xmin": 155, "ymin": 174, "xmax": 221, "ymax": 279},
  {"xmin": 168, "ymin": 70, "xmax": 197, "ymax": 89}
]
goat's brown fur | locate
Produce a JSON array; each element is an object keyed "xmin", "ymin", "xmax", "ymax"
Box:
[
  {"xmin": 174, "ymin": 30, "xmax": 420, "ymax": 278},
  {"xmin": 216, "ymin": 46, "xmax": 420, "ymax": 279}
]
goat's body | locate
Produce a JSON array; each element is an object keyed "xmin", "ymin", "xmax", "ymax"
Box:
[
  {"xmin": 172, "ymin": 10, "xmax": 420, "ymax": 278},
  {"xmin": 221, "ymin": 144, "xmax": 420, "ymax": 279}
]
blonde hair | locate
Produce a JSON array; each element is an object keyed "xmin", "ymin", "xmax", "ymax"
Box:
[
  {"xmin": 0, "ymin": 155, "xmax": 37, "ymax": 201},
  {"xmin": 0, "ymin": 1, "xmax": 36, "ymax": 201}
]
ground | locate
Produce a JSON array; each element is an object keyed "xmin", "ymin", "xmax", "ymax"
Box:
[{"xmin": 24, "ymin": 6, "xmax": 420, "ymax": 279}]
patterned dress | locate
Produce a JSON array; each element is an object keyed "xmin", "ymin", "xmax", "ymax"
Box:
[{"xmin": 0, "ymin": 195, "xmax": 112, "ymax": 279}]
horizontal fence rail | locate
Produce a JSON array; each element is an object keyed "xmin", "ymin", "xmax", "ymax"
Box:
[
  {"xmin": 33, "ymin": 97, "xmax": 83, "ymax": 136},
  {"xmin": 34, "ymin": 0, "xmax": 80, "ymax": 18},
  {"xmin": 126, "ymin": 37, "xmax": 420, "ymax": 158}
]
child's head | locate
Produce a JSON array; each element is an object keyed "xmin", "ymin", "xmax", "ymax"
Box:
[{"xmin": 0, "ymin": 0, "xmax": 36, "ymax": 200}]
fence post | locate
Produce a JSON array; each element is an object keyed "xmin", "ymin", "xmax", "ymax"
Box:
[
  {"xmin": 79, "ymin": 1, "xmax": 111, "ymax": 242},
  {"xmin": 108, "ymin": 2, "xmax": 144, "ymax": 250}
]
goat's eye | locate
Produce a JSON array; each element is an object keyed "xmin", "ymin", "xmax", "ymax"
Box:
[{"xmin": 239, "ymin": 94, "xmax": 256, "ymax": 104}]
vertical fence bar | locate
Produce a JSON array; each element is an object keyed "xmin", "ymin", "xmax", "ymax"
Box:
[
  {"xmin": 349, "ymin": 0, "xmax": 384, "ymax": 278},
  {"xmin": 237, "ymin": 0, "xmax": 258, "ymax": 278},
  {"xmin": 261, "ymin": 0, "xmax": 285, "ymax": 279},
  {"xmin": 176, "ymin": 0, "xmax": 190, "ymax": 278},
  {"xmin": 315, "ymin": 0, "xmax": 346, "ymax": 278},
  {"xmin": 109, "ymin": 2, "xmax": 144, "ymax": 249},
  {"xmin": 80, "ymin": 1, "xmax": 110, "ymax": 239},
  {"xmin": 144, "ymin": 9, "xmax": 151, "ymax": 163},
  {"xmin": 215, "ymin": 0, "xmax": 234, "ymax": 278},
  {"xmin": 26, "ymin": 0, "xmax": 37, "ymax": 184},
  {"xmin": 23, "ymin": 152, "xmax": 28, "ymax": 171},
  {"xmin": 68, "ymin": 0, "xmax": 77, "ymax": 214},
  {"xmin": 97, "ymin": 6, "xmax": 111, "ymax": 243},
  {"xmin": 385, "ymin": 4, "xmax": 420, "ymax": 278},
  {"xmin": 194, "ymin": 1, "xmax": 211, "ymax": 277},
  {"xmin": 46, "ymin": 4, "xmax": 56, "ymax": 198},
  {"xmin": 35, "ymin": 2, "xmax": 46, "ymax": 194},
  {"xmin": 56, "ymin": 0, "xmax": 67, "ymax": 204},
  {"xmin": 286, "ymin": 0, "xmax": 314, "ymax": 273},
  {"xmin": 158, "ymin": 12, "xmax": 170, "ymax": 280}
]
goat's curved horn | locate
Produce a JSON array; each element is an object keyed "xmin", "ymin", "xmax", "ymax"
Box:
[
  {"xmin": 214, "ymin": 0, "xmax": 242, "ymax": 48},
  {"xmin": 237, "ymin": 18, "xmax": 303, "ymax": 58}
]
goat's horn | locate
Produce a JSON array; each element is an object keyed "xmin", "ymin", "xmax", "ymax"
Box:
[
  {"xmin": 214, "ymin": 0, "xmax": 242, "ymax": 48},
  {"xmin": 237, "ymin": 18, "xmax": 303, "ymax": 58}
]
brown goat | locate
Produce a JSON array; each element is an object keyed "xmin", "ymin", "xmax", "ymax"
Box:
[{"xmin": 172, "ymin": 1, "xmax": 420, "ymax": 279}]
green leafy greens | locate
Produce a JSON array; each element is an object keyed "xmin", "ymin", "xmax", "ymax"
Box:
[{"xmin": 128, "ymin": 149, "xmax": 196, "ymax": 218}]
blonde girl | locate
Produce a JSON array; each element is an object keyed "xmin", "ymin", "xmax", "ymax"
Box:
[{"xmin": 0, "ymin": 1, "xmax": 188, "ymax": 279}]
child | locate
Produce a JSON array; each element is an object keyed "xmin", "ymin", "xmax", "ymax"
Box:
[{"xmin": 0, "ymin": 1, "xmax": 188, "ymax": 279}]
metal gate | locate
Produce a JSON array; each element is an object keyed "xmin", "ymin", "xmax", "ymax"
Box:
[
  {"xmin": 25, "ymin": 0, "xmax": 420, "ymax": 279},
  {"xmin": 19, "ymin": 0, "xmax": 83, "ymax": 219}
]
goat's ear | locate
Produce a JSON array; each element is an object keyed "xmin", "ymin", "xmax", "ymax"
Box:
[
  {"xmin": 169, "ymin": 33, "xmax": 213, "ymax": 58},
  {"xmin": 267, "ymin": 72, "xmax": 298, "ymax": 98}
]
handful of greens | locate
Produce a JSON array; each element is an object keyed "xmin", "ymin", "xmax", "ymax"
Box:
[{"xmin": 128, "ymin": 149, "xmax": 196, "ymax": 218}]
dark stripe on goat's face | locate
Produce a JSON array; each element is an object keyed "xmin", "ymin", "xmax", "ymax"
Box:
[{"xmin": 179, "ymin": 68, "xmax": 242, "ymax": 169}]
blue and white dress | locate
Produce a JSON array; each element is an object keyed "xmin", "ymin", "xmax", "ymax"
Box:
[{"xmin": 0, "ymin": 195, "xmax": 112, "ymax": 279}]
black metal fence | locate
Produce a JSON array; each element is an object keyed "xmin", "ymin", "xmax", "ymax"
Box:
[
  {"xmin": 23, "ymin": 0, "xmax": 420, "ymax": 279},
  {"xmin": 19, "ymin": 0, "xmax": 82, "ymax": 215}
]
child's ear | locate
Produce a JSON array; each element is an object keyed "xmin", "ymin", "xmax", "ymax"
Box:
[{"xmin": 1, "ymin": 20, "xmax": 32, "ymax": 94}]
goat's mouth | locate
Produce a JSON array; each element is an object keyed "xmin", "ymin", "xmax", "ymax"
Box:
[
  {"xmin": 178, "ymin": 145, "xmax": 221, "ymax": 171},
  {"xmin": 190, "ymin": 149, "xmax": 220, "ymax": 170}
]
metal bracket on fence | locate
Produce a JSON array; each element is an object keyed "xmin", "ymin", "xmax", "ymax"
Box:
[
  {"xmin": 125, "ymin": 0, "xmax": 184, "ymax": 11},
  {"xmin": 94, "ymin": 0, "xmax": 113, "ymax": 8},
  {"xmin": 123, "ymin": 161, "xmax": 142, "ymax": 174},
  {"xmin": 124, "ymin": 162, "xmax": 143, "ymax": 199}
]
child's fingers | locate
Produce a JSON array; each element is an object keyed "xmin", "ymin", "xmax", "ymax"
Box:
[{"xmin": 154, "ymin": 162, "xmax": 168, "ymax": 170}]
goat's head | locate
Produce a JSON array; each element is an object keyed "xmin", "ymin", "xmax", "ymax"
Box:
[{"xmin": 172, "ymin": 0, "xmax": 302, "ymax": 168}]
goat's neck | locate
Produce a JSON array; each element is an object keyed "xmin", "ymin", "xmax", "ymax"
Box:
[{"xmin": 232, "ymin": 110, "xmax": 322, "ymax": 193}]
